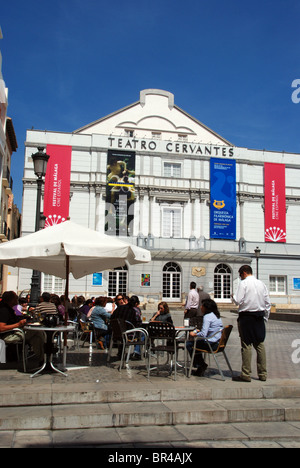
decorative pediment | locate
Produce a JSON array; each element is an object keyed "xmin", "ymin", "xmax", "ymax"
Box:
[{"xmin": 75, "ymin": 89, "xmax": 232, "ymax": 146}]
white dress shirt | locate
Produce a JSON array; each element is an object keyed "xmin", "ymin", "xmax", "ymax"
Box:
[
  {"xmin": 186, "ymin": 289, "xmax": 199, "ymax": 310},
  {"xmin": 233, "ymin": 275, "xmax": 271, "ymax": 320}
]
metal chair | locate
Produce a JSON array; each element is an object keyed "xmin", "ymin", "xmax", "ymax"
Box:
[
  {"xmin": 0, "ymin": 328, "xmax": 27, "ymax": 372},
  {"xmin": 79, "ymin": 319, "xmax": 94, "ymax": 347},
  {"xmin": 107, "ymin": 319, "xmax": 148, "ymax": 371},
  {"xmin": 147, "ymin": 321, "xmax": 177, "ymax": 380},
  {"xmin": 188, "ymin": 325, "xmax": 233, "ymax": 381}
]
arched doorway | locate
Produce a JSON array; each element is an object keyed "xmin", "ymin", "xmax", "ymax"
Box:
[
  {"xmin": 162, "ymin": 262, "xmax": 181, "ymax": 302},
  {"xmin": 214, "ymin": 264, "xmax": 232, "ymax": 302},
  {"xmin": 108, "ymin": 266, "xmax": 128, "ymax": 297}
]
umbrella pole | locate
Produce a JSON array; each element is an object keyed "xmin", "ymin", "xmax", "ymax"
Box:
[{"xmin": 63, "ymin": 255, "xmax": 70, "ymax": 369}]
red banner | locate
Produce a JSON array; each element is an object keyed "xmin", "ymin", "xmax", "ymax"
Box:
[
  {"xmin": 44, "ymin": 145, "xmax": 72, "ymax": 228},
  {"xmin": 264, "ymin": 163, "xmax": 286, "ymax": 243}
]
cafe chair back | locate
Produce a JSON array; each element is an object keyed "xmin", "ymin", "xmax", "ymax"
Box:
[
  {"xmin": 147, "ymin": 321, "xmax": 177, "ymax": 380},
  {"xmin": 188, "ymin": 325, "xmax": 233, "ymax": 381},
  {"xmin": 108, "ymin": 319, "xmax": 148, "ymax": 371}
]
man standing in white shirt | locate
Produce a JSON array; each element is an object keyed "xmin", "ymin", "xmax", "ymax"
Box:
[
  {"xmin": 184, "ymin": 282, "xmax": 199, "ymax": 319},
  {"xmin": 233, "ymin": 265, "xmax": 271, "ymax": 382}
]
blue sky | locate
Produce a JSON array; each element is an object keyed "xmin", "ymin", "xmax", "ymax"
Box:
[{"xmin": 1, "ymin": 0, "xmax": 300, "ymax": 209}]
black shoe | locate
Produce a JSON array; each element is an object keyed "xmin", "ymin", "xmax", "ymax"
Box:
[
  {"xmin": 130, "ymin": 353, "xmax": 142, "ymax": 361},
  {"xmin": 192, "ymin": 364, "xmax": 207, "ymax": 377}
]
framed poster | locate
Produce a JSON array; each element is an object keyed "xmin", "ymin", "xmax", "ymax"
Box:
[
  {"xmin": 293, "ymin": 278, "xmax": 300, "ymax": 290},
  {"xmin": 92, "ymin": 273, "xmax": 103, "ymax": 286},
  {"xmin": 141, "ymin": 274, "xmax": 151, "ymax": 287}
]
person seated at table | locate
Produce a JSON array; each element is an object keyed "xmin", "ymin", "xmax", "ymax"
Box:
[
  {"xmin": 13, "ymin": 297, "xmax": 29, "ymax": 317},
  {"xmin": 0, "ymin": 291, "xmax": 45, "ymax": 366},
  {"xmin": 79, "ymin": 298, "xmax": 94, "ymax": 319},
  {"xmin": 88, "ymin": 296, "xmax": 112, "ymax": 349},
  {"xmin": 34, "ymin": 292, "xmax": 58, "ymax": 317},
  {"xmin": 111, "ymin": 295, "xmax": 143, "ymax": 359},
  {"xmin": 186, "ymin": 298, "xmax": 223, "ymax": 377},
  {"xmin": 50, "ymin": 294, "xmax": 65, "ymax": 321},
  {"xmin": 150, "ymin": 302, "xmax": 173, "ymax": 324}
]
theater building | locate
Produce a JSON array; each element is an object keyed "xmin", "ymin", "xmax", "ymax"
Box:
[{"xmin": 19, "ymin": 89, "xmax": 300, "ymax": 307}]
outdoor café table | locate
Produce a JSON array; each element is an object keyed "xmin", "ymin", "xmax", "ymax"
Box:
[
  {"xmin": 175, "ymin": 326, "xmax": 195, "ymax": 376},
  {"xmin": 24, "ymin": 324, "xmax": 75, "ymax": 378}
]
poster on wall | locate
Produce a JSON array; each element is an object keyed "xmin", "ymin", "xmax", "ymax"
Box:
[
  {"xmin": 264, "ymin": 163, "xmax": 286, "ymax": 243},
  {"xmin": 44, "ymin": 145, "xmax": 72, "ymax": 228},
  {"xmin": 210, "ymin": 158, "xmax": 236, "ymax": 240},
  {"xmin": 141, "ymin": 274, "xmax": 151, "ymax": 287},
  {"xmin": 105, "ymin": 149, "xmax": 136, "ymax": 236}
]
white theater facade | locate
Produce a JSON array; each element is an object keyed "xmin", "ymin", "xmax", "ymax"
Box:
[{"xmin": 19, "ymin": 89, "xmax": 300, "ymax": 307}]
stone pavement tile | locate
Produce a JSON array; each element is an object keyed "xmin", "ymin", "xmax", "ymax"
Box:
[
  {"xmin": 13, "ymin": 430, "xmax": 53, "ymax": 448},
  {"xmin": 174, "ymin": 423, "xmax": 248, "ymax": 442},
  {"xmin": 172, "ymin": 440, "xmax": 212, "ymax": 448},
  {"xmin": 52, "ymin": 427, "xmax": 123, "ymax": 447},
  {"xmin": 109, "ymin": 401, "xmax": 173, "ymax": 427},
  {"xmin": 243, "ymin": 440, "xmax": 283, "ymax": 448},
  {"xmin": 0, "ymin": 406, "xmax": 52, "ymax": 430},
  {"xmin": 52, "ymin": 403, "xmax": 113, "ymax": 430},
  {"xmin": 164, "ymin": 400, "xmax": 227, "ymax": 425},
  {"xmin": 116, "ymin": 425, "xmax": 185, "ymax": 445},
  {"xmin": 272, "ymin": 398, "xmax": 300, "ymax": 420},
  {"xmin": 216, "ymin": 399, "xmax": 284, "ymax": 423},
  {"xmin": 208, "ymin": 440, "xmax": 247, "ymax": 448},
  {"xmin": 280, "ymin": 441, "xmax": 300, "ymax": 448},
  {"xmin": 0, "ymin": 431, "xmax": 14, "ymax": 448},
  {"xmin": 231, "ymin": 421, "xmax": 300, "ymax": 440}
]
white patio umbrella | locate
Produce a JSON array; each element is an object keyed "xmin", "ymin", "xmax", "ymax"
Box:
[
  {"xmin": 0, "ymin": 220, "xmax": 151, "ymax": 367},
  {"xmin": 0, "ymin": 220, "xmax": 151, "ymax": 299}
]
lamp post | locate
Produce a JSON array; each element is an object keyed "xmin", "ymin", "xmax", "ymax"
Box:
[
  {"xmin": 30, "ymin": 147, "xmax": 50, "ymax": 304},
  {"xmin": 254, "ymin": 246, "xmax": 261, "ymax": 279}
]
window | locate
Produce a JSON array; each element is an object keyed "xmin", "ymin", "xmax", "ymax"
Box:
[
  {"xmin": 42, "ymin": 274, "xmax": 65, "ymax": 295},
  {"xmin": 214, "ymin": 264, "xmax": 232, "ymax": 301},
  {"xmin": 164, "ymin": 162, "xmax": 181, "ymax": 178},
  {"xmin": 108, "ymin": 266, "xmax": 128, "ymax": 297},
  {"xmin": 152, "ymin": 132, "xmax": 161, "ymax": 140},
  {"xmin": 162, "ymin": 262, "xmax": 181, "ymax": 301},
  {"xmin": 125, "ymin": 129, "xmax": 134, "ymax": 137},
  {"xmin": 270, "ymin": 276, "xmax": 286, "ymax": 295},
  {"xmin": 162, "ymin": 207, "xmax": 182, "ymax": 238}
]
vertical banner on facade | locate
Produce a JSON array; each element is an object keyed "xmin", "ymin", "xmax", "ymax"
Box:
[
  {"xmin": 105, "ymin": 149, "xmax": 135, "ymax": 236},
  {"xmin": 210, "ymin": 158, "xmax": 236, "ymax": 240},
  {"xmin": 264, "ymin": 162, "xmax": 286, "ymax": 243},
  {"xmin": 44, "ymin": 145, "xmax": 72, "ymax": 228}
]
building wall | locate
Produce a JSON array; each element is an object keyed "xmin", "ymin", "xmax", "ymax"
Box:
[{"xmin": 19, "ymin": 90, "xmax": 300, "ymax": 306}]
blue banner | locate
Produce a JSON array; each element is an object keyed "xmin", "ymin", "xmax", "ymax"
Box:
[{"xmin": 210, "ymin": 158, "xmax": 236, "ymax": 240}]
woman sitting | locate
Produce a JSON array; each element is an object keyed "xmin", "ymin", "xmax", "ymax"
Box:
[
  {"xmin": 150, "ymin": 302, "xmax": 173, "ymax": 324},
  {"xmin": 186, "ymin": 298, "xmax": 223, "ymax": 377},
  {"xmin": 88, "ymin": 296, "xmax": 112, "ymax": 349}
]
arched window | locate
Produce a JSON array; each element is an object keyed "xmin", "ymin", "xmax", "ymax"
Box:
[
  {"xmin": 214, "ymin": 264, "xmax": 232, "ymax": 302},
  {"xmin": 162, "ymin": 262, "xmax": 181, "ymax": 301},
  {"xmin": 108, "ymin": 266, "xmax": 128, "ymax": 297}
]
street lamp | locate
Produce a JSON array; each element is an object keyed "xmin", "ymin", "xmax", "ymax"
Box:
[
  {"xmin": 254, "ymin": 246, "xmax": 261, "ymax": 279},
  {"xmin": 30, "ymin": 147, "xmax": 50, "ymax": 304}
]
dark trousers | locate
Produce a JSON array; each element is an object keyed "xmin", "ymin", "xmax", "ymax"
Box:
[{"xmin": 186, "ymin": 339, "xmax": 219, "ymax": 368}]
